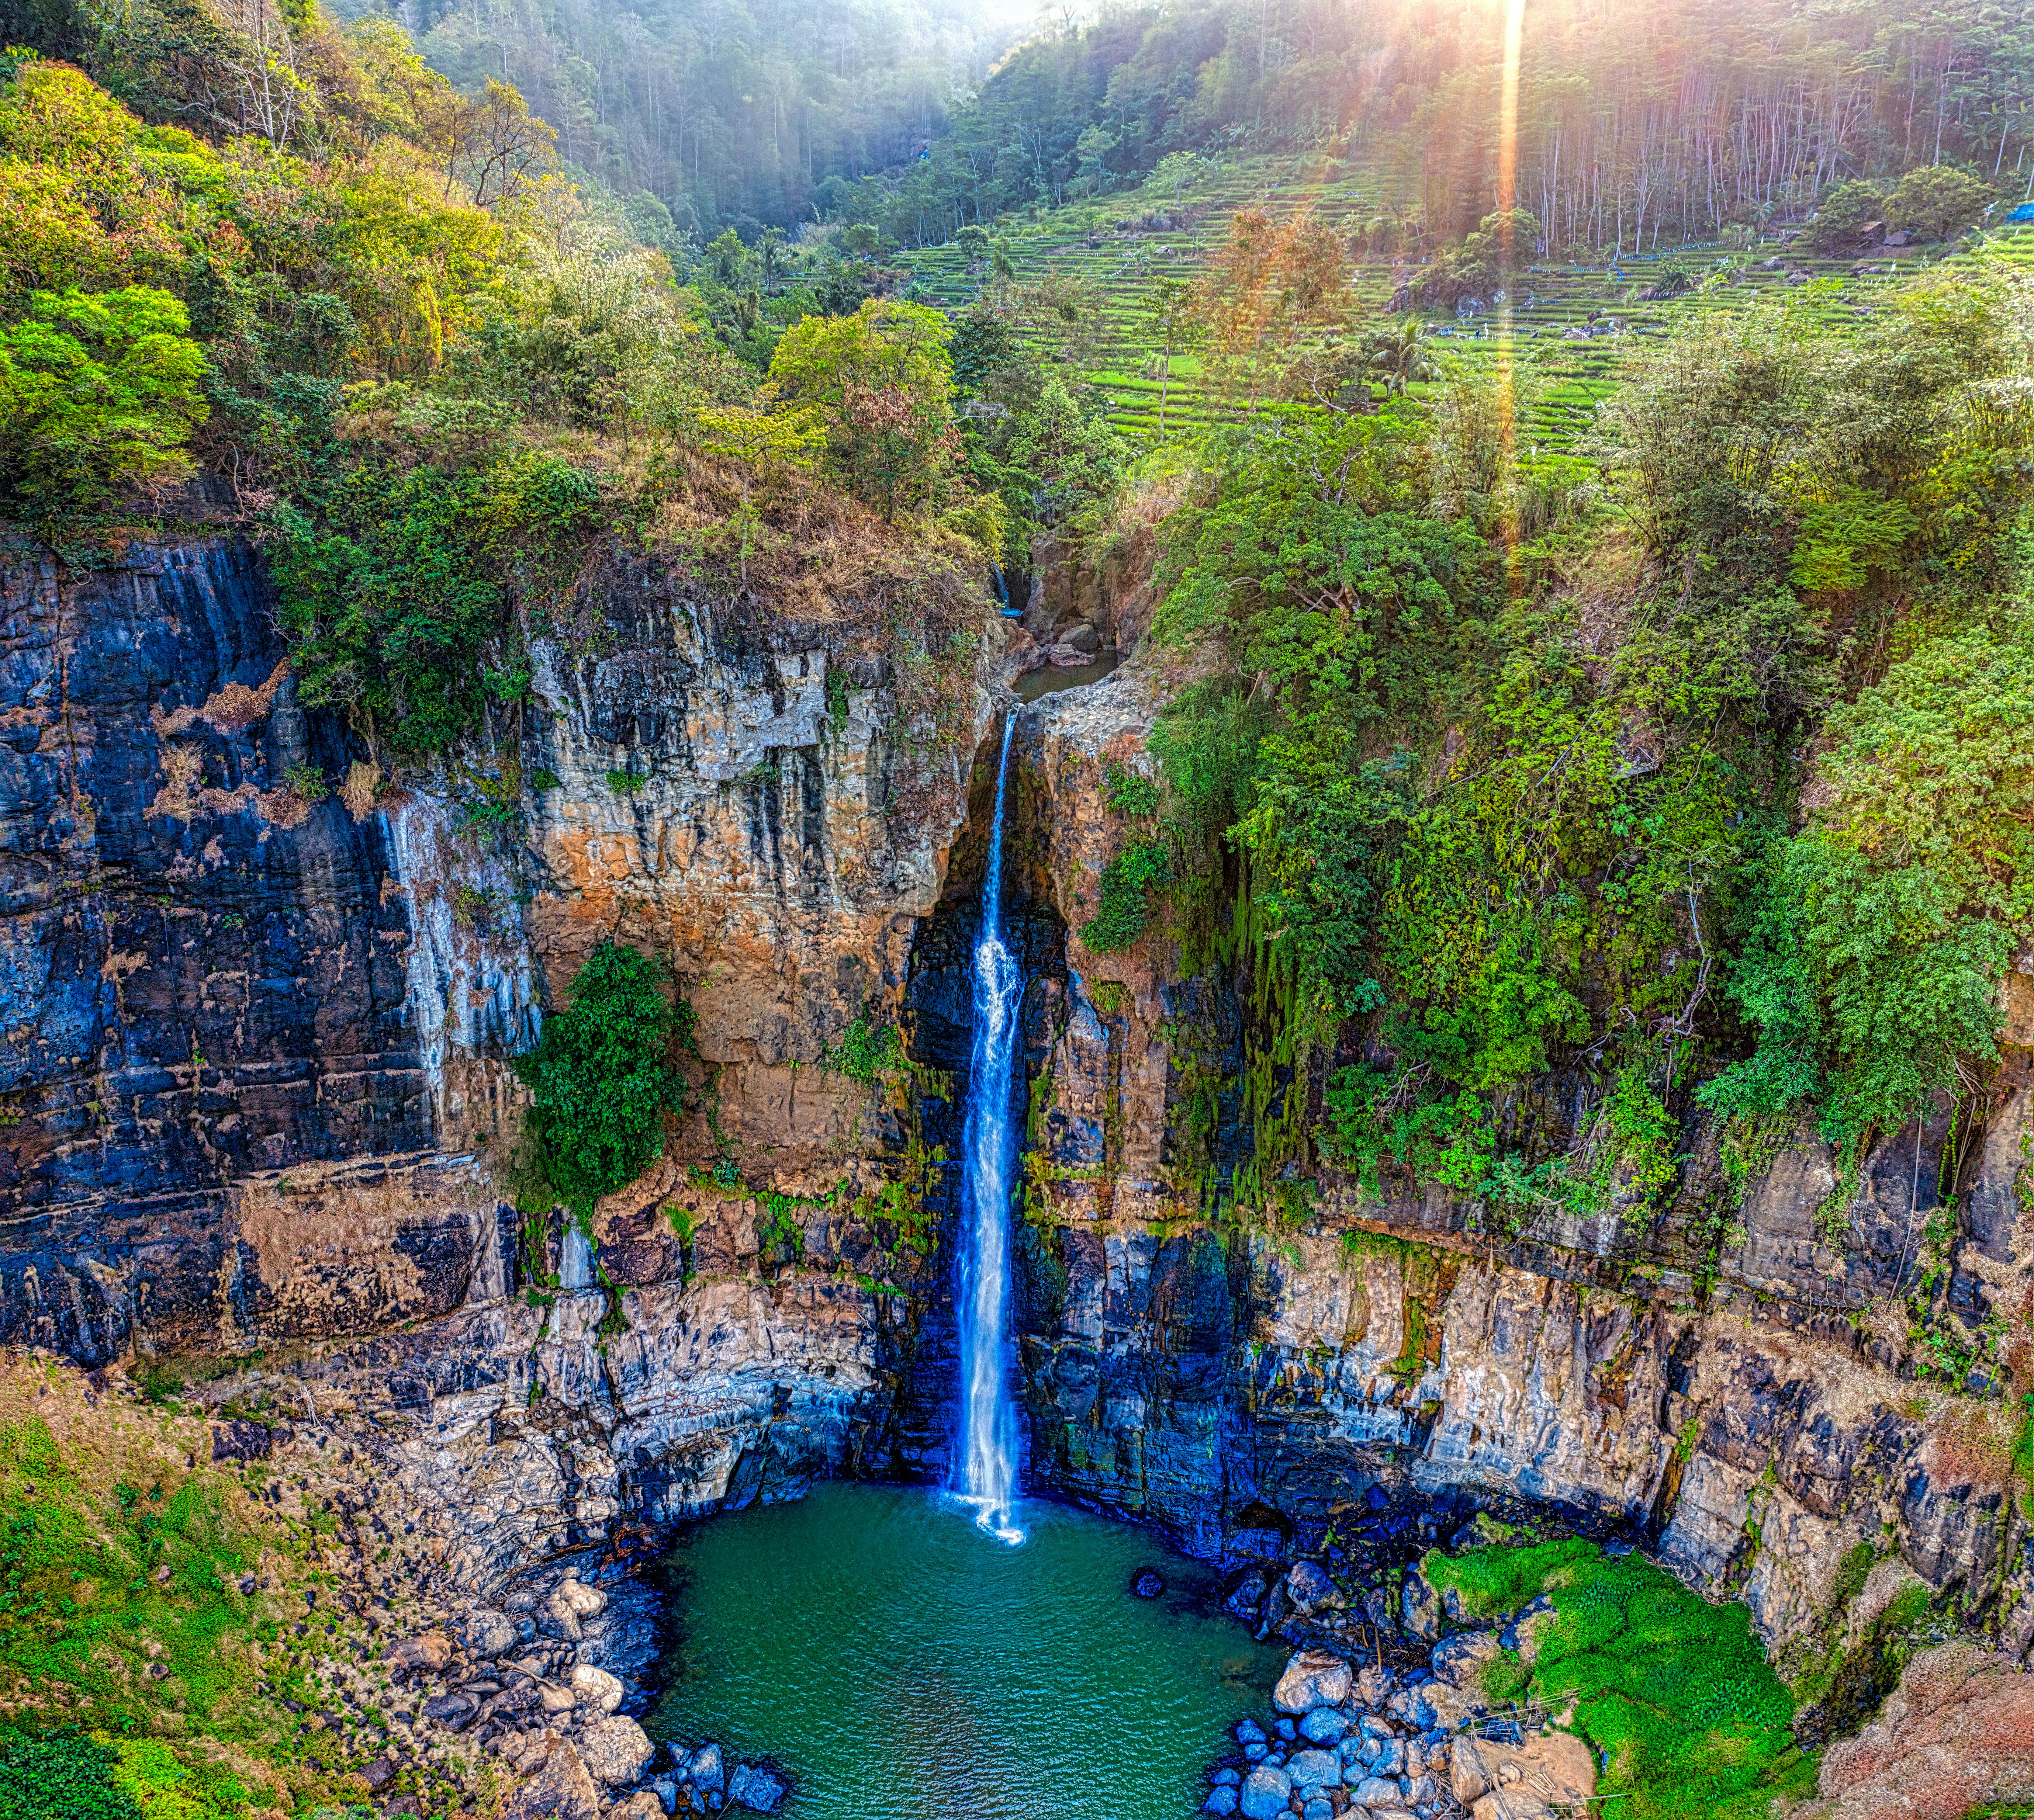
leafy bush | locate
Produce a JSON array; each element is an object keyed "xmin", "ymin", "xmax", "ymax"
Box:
[
  {"xmin": 1707, "ymin": 625, "xmax": 2034, "ymax": 1147},
  {"xmin": 0, "ymin": 286, "xmax": 207, "ymax": 513},
  {"xmin": 823, "ymin": 1013, "xmax": 903, "ymax": 1082},
  {"xmin": 1809, "ymin": 178, "xmax": 1886, "ymax": 252},
  {"xmin": 1890, "ymin": 165, "xmax": 1994, "ymax": 242},
  {"xmin": 512, "ymin": 942, "xmax": 681, "ymax": 1217},
  {"xmin": 1083, "ymin": 838, "xmax": 1168, "ymax": 952},
  {"xmin": 1103, "ymin": 761, "xmax": 1160, "ymax": 819},
  {"xmin": 1425, "ymin": 1542, "xmax": 1814, "ymax": 1820},
  {"xmin": 0, "ymin": 1730, "xmax": 140, "ymax": 1820},
  {"xmin": 270, "ymin": 448, "xmax": 601, "ymax": 756},
  {"xmin": 765, "ymin": 298, "xmax": 958, "ymax": 519}
]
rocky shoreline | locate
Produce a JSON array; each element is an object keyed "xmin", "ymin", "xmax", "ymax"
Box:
[
  {"xmin": 1198, "ymin": 1535, "xmax": 1594, "ymax": 1820},
  {"xmin": 369, "ymin": 1555, "xmax": 795, "ymax": 1820}
]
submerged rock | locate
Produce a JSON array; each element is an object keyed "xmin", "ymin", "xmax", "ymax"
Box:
[
  {"xmin": 687, "ymin": 1741, "xmax": 726, "ymax": 1792},
  {"xmin": 726, "ymin": 1762, "xmax": 789, "ymax": 1812},
  {"xmin": 1130, "ymin": 1565, "xmax": 1166, "ymax": 1598}
]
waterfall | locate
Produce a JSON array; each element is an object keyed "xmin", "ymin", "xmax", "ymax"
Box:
[{"xmin": 954, "ymin": 715, "xmax": 1026, "ymax": 1545}]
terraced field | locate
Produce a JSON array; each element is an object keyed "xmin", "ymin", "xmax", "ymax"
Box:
[{"xmin": 900, "ymin": 151, "xmax": 2018, "ymax": 450}]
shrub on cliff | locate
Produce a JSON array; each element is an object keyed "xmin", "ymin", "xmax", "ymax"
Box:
[{"xmin": 513, "ymin": 942, "xmax": 682, "ymax": 1217}]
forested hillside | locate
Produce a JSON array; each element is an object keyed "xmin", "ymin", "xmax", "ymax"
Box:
[{"xmin": 836, "ymin": 0, "xmax": 2034, "ymax": 249}]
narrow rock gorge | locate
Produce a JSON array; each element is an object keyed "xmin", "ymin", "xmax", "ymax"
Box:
[{"xmin": 3, "ymin": 524, "xmax": 2027, "ymax": 1748}]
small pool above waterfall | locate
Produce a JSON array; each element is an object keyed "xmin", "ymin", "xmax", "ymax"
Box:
[
  {"xmin": 1013, "ymin": 647, "xmax": 1121, "ymax": 702},
  {"xmin": 644, "ymin": 1483, "xmax": 1283, "ymax": 1819}
]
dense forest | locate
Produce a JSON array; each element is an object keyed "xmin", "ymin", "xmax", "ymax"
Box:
[{"xmin": 834, "ymin": 0, "xmax": 2034, "ymax": 250}]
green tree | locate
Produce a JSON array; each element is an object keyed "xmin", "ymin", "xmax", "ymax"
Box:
[
  {"xmin": 1810, "ymin": 178, "xmax": 1886, "ymax": 252},
  {"xmin": 0, "ymin": 285, "xmax": 207, "ymax": 513},
  {"xmin": 1889, "ymin": 165, "xmax": 1995, "ymax": 242},
  {"xmin": 765, "ymin": 299, "xmax": 958, "ymax": 518},
  {"xmin": 1143, "ymin": 275, "xmax": 1203, "ymax": 434},
  {"xmin": 513, "ymin": 942, "xmax": 681, "ymax": 1218}
]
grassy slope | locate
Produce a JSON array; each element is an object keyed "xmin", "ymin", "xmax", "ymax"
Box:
[
  {"xmin": 0, "ymin": 1357, "xmax": 453, "ymax": 1820},
  {"xmin": 902, "ymin": 151, "xmax": 2031, "ymax": 448}
]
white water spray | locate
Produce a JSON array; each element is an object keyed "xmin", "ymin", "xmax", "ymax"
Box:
[{"xmin": 955, "ymin": 717, "xmax": 1025, "ymax": 1545}]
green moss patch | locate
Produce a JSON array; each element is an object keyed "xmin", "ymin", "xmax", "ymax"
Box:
[{"xmin": 1425, "ymin": 1540, "xmax": 1816, "ymax": 1820}]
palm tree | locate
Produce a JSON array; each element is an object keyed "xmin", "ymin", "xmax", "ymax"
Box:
[{"xmin": 1366, "ymin": 318, "xmax": 1436, "ymax": 395}]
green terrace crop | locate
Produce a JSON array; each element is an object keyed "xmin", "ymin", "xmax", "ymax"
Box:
[{"xmin": 901, "ymin": 149, "xmax": 2003, "ymax": 450}]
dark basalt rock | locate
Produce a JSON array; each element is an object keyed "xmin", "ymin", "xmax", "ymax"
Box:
[{"xmin": 0, "ymin": 537, "xmax": 429, "ymax": 1361}]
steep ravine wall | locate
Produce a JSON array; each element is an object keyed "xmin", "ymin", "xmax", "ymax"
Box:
[
  {"xmin": 1006, "ymin": 647, "xmax": 2034, "ymax": 1681},
  {"xmin": 0, "ymin": 531, "xmax": 2027, "ymax": 1731}
]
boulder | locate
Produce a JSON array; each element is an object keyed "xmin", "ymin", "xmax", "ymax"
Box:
[
  {"xmin": 1353, "ymin": 1774, "xmax": 1404, "ymax": 1804},
  {"xmin": 687, "ymin": 1741, "xmax": 726, "ymax": 1792},
  {"xmin": 1431, "ymin": 1630, "xmax": 1503, "ymax": 1688},
  {"xmin": 1287, "ymin": 1560, "xmax": 1338, "ymax": 1614},
  {"xmin": 571, "ymin": 1663, "xmax": 625, "ymax": 1713},
  {"xmin": 1286, "ymin": 1748, "xmax": 1343, "ymax": 1792},
  {"xmin": 1401, "ymin": 1572, "xmax": 1442, "ymax": 1642},
  {"xmin": 463, "ymin": 1609, "xmax": 522, "ymax": 1658},
  {"xmin": 542, "ymin": 1592, "xmax": 584, "ymax": 1643},
  {"xmin": 1063, "ymin": 622, "xmax": 1102, "ymax": 655},
  {"xmin": 1239, "ymin": 1766, "xmax": 1293, "ymax": 1820},
  {"xmin": 556, "ymin": 1576, "xmax": 609, "ymax": 1618},
  {"xmin": 501, "ymin": 1737, "xmax": 601, "ymax": 1820},
  {"xmin": 422, "ymin": 1693, "xmax": 477, "ymax": 1731},
  {"xmin": 1225, "ymin": 1569, "xmax": 1270, "ymax": 1620},
  {"xmin": 1803, "ymin": 1643, "xmax": 2034, "ymax": 1820},
  {"xmin": 1202, "ymin": 1789, "xmax": 1239, "ymax": 1817},
  {"xmin": 1351, "ymin": 1663, "xmax": 1395, "ymax": 1709},
  {"xmin": 1299, "ymin": 1709, "xmax": 1348, "ymax": 1745},
  {"xmin": 1236, "ymin": 1719, "xmax": 1268, "ymax": 1747},
  {"xmin": 1389, "ymin": 1679, "xmax": 1480, "ymax": 1731},
  {"xmin": 612, "ymin": 1795, "xmax": 665, "ymax": 1820},
  {"xmin": 578, "ymin": 1715, "xmax": 656, "ymax": 1786},
  {"xmin": 1274, "ymin": 1649, "xmax": 1353, "ymax": 1713},
  {"xmin": 384, "ymin": 1632, "xmax": 452, "ymax": 1672},
  {"xmin": 726, "ymin": 1762, "xmax": 789, "ymax": 1812}
]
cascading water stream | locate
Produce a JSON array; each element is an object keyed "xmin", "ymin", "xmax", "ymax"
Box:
[{"xmin": 954, "ymin": 715, "xmax": 1026, "ymax": 1545}]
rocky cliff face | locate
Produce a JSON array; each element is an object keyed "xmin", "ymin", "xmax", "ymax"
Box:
[
  {"xmin": 1003, "ymin": 639, "xmax": 2034, "ymax": 1692},
  {"xmin": 3, "ymin": 527, "xmax": 2028, "ymax": 1736}
]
